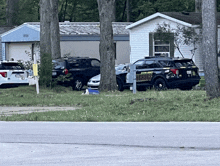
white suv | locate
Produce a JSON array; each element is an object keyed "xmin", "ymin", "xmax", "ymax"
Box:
[{"xmin": 0, "ymin": 61, "xmax": 29, "ymax": 86}]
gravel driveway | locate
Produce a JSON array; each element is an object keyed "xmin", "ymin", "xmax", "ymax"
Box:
[{"xmin": 0, "ymin": 106, "xmax": 79, "ymax": 116}]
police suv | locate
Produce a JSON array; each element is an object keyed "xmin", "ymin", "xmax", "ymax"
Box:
[{"xmin": 116, "ymin": 56, "xmax": 201, "ymax": 91}]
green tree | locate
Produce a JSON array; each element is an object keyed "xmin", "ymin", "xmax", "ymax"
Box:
[
  {"xmin": 58, "ymin": 0, "xmax": 99, "ymax": 22},
  {"xmin": 16, "ymin": 0, "xmax": 40, "ymax": 24},
  {"xmin": 154, "ymin": 0, "xmax": 194, "ymax": 12},
  {"xmin": 0, "ymin": 0, "xmax": 6, "ymax": 25}
]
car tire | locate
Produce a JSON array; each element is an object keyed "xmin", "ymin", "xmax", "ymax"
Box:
[
  {"xmin": 154, "ymin": 78, "xmax": 167, "ymax": 90},
  {"xmin": 72, "ymin": 77, "xmax": 84, "ymax": 91},
  {"xmin": 117, "ymin": 79, "xmax": 124, "ymax": 91}
]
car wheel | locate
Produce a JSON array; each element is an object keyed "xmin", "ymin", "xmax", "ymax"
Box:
[
  {"xmin": 72, "ymin": 77, "xmax": 84, "ymax": 91},
  {"xmin": 154, "ymin": 78, "xmax": 167, "ymax": 90},
  {"xmin": 117, "ymin": 79, "xmax": 124, "ymax": 91},
  {"xmin": 179, "ymin": 86, "xmax": 193, "ymax": 90}
]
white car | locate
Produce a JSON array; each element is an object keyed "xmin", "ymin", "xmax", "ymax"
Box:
[
  {"xmin": 87, "ymin": 64, "xmax": 128, "ymax": 90},
  {"xmin": 0, "ymin": 61, "xmax": 29, "ymax": 86}
]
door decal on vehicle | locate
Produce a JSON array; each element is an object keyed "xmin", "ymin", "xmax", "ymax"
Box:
[{"xmin": 136, "ymin": 71, "xmax": 153, "ymax": 82}]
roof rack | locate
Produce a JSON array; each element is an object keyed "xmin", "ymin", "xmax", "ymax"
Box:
[{"xmin": 144, "ymin": 56, "xmax": 172, "ymax": 59}]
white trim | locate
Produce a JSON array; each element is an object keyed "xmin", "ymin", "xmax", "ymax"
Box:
[{"xmin": 126, "ymin": 12, "xmax": 193, "ymax": 30}]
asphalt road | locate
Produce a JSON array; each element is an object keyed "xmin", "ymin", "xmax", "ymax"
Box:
[{"xmin": 1, "ymin": 122, "xmax": 220, "ymax": 166}]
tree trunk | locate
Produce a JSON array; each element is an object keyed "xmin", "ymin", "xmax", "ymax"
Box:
[
  {"xmin": 202, "ymin": 0, "xmax": 220, "ymax": 99},
  {"xmin": 126, "ymin": 0, "xmax": 130, "ymax": 22},
  {"xmin": 40, "ymin": 0, "xmax": 51, "ymax": 55},
  {"xmin": 195, "ymin": 0, "xmax": 202, "ymax": 12},
  {"xmin": 6, "ymin": 0, "xmax": 19, "ymax": 26},
  {"xmin": 50, "ymin": 0, "xmax": 61, "ymax": 59},
  {"xmin": 39, "ymin": 0, "xmax": 52, "ymax": 87},
  {"xmin": 97, "ymin": 0, "xmax": 117, "ymax": 92}
]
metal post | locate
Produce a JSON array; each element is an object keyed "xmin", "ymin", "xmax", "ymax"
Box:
[
  {"xmin": 34, "ymin": 54, "xmax": 39, "ymax": 94},
  {"xmin": 132, "ymin": 64, "xmax": 136, "ymax": 94}
]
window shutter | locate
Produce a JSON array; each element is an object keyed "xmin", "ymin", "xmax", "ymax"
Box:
[
  {"xmin": 170, "ymin": 33, "xmax": 174, "ymax": 58},
  {"xmin": 149, "ymin": 33, "xmax": 153, "ymax": 56}
]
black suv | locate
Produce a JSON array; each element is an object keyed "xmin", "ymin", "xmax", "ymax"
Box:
[
  {"xmin": 116, "ymin": 56, "xmax": 201, "ymax": 91},
  {"xmin": 52, "ymin": 57, "xmax": 100, "ymax": 90}
]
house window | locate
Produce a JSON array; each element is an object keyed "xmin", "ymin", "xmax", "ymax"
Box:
[
  {"xmin": 154, "ymin": 40, "xmax": 170, "ymax": 57},
  {"xmin": 149, "ymin": 33, "xmax": 174, "ymax": 57}
]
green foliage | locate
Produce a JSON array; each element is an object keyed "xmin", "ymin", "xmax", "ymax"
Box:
[
  {"xmin": 2, "ymin": 0, "xmax": 220, "ymax": 25},
  {"xmin": 0, "ymin": 0, "xmax": 6, "ymax": 25},
  {"xmin": 155, "ymin": 0, "xmax": 195, "ymax": 12},
  {"xmin": 16, "ymin": 0, "xmax": 40, "ymax": 24},
  {"xmin": 58, "ymin": 0, "xmax": 99, "ymax": 22},
  {"xmin": 132, "ymin": 0, "xmax": 156, "ymax": 21},
  {"xmin": 51, "ymin": 73, "xmax": 73, "ymax": 88},
  {"xmin": 199, "ymin": 76, "xmax": 206, "ymax": 88},
  {"xmin": 39, "ymin": 53, "xmax": 52, "ymax": 88},
  {"xmin": 154, "ymin": 22, "xmax": 201, "ymax": 58}
]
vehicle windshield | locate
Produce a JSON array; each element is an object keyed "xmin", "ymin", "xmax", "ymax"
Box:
[
  {"xmin": 2, "ymin": 63, "xmax": 24, "ymax": 70},
  {"xmin": 174, "ymin": 60, "xmax": 195, "ymax": 68}
]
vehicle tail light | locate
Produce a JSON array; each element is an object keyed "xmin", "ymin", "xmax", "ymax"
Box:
[
  {"xmin": 170, "ymin": 69, "xmax": 179, "ymax": 75},
  {"xmin": 0, "ymin": 72, "xmax": 7, "ymax": 78},
  {"xmin": 63, "ymin": 69, "xmax": 68, "ymax": 75}
]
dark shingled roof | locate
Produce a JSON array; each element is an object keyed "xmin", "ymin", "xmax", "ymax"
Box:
[{"xmin": 161, "ymin": 12, "xmax": 220, "ymax": 25}]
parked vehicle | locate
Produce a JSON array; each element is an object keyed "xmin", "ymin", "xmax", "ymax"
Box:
[
  {"xmin": 52, "ymin": 57, "xmax": 100, "ymax": 90},
  {"xmin": 87, "ymin": 64, "xmax": 128, "ymax": 91},
  {"xmin": 123, "ymin": 56, "xmax": 201, "ymax": 91},
  {"xmin": 0, "ymin": 61, "xmax": 29, "ymax": 87},
  {"xmin": 89, "ymin": 56, "xmax": 200, "ymax": 91}
]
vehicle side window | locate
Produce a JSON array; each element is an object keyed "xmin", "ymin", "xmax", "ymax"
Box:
[
  {"xmin": 159, "ymin": 60, "xmax": 175, "ymax": 67},
  {"xmin": 2, "ymin": 63, "xmax": 24, "ymax": 70},
  {"xmin": 68, "ymin": 60, "xmax": 79, "ymax": 68},
  {"xmin": 0, "ymin": 64, "xmax": 2, "ymax": 69},
  {"xmin": 91, "ymin": 60, "xmax": 100, "ymax": 67},
  {"xmin": 175, "ymin": 60, "xmax": 195, "ymax": 68},
  {"xmin": 145, "ymin": 60, "xmax": 159, "ymax": 68}
]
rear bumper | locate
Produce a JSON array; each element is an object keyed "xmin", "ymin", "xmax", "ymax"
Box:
[
  {"xmin": 0, "ymin": 79, "xmax": 29, "ymax": 85},
  {"xmin": 167, "ymin": 77, "xmax": 200, "ymax": 88}
]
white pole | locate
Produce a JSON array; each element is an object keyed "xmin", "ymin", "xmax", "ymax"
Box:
[{"xmin": 133, "ymin": 64, "xmax": 136, "ymax": 94}]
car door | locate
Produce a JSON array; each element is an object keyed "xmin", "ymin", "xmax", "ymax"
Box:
[{"xmin": 135, "ymin": 60, "xmax": 155, "ymax": 84}]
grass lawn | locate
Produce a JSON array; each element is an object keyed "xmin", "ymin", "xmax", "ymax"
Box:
[{"xmin": 0, "ymin": 85, "xmax": 220, "ymax": 122}]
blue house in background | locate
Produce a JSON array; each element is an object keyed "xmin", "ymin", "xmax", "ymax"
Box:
[
  {"xmin": 1, "ymin": 22, "xmax": 131, "ymax": 65},
  {"xmin": 1, "ymin": 23, "xmax": 40, "ymax": 61}
]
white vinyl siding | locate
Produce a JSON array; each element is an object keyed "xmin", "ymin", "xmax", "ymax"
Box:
[{"xmin": 129, "ymin": 17, "xmax": 200, "ymax": 64}]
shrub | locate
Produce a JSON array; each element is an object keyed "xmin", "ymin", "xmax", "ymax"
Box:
[{"xmin": 39, "ymin": 53, "xmax": 52, "ymax": 87}]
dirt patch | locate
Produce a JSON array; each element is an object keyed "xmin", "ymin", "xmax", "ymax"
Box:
[{"xmin": 0, "ymin": 106, "xmax": 80, "ymax": 116}]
